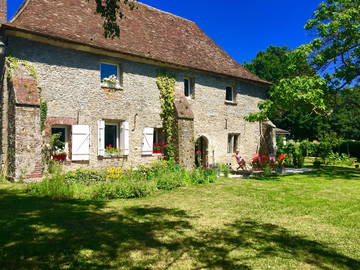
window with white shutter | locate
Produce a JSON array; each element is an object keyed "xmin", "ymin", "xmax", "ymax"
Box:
[
  {"xmin": 120, "ymin": 122, "xmax": 130, "ymax": 156},
  {"xmin": 98, "ymin": 120, "xmax": 105, "ymax": 156},
  {"xmin": 142, "ymin": 128, "xmax": 154, "ymax": 156},
  {"xmin": 72, "ymin": 125, "xmax": 90, "ymax": 161}
]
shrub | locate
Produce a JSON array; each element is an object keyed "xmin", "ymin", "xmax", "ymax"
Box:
[
  {"xmin": 63, "ymin": 169, "xmax": 106, "ymax": 184},
  {"xmin": 93, "ymin": 179, "xmax": 157, "ymax": 199},
  {"xmin": 27, "ymin": 176, "xmax": 74, "ymax": 200},
  {"xmin": 219, "ymin": 164, "xmax": 231, "ymax": 177},
  {"xmin": 283, "ymin": 143, "xmax": 305, "ymax": 168},
  {"xmin": 156, "ymin": 171, "xmax": 186, "ymax": 190},
  {"xmin": 190, "ymin": 168, "xmax": 217, "ymax": 184},
  {"xmin": 26, "ymin": 161, "xmax": 218, "ymax": 200}
]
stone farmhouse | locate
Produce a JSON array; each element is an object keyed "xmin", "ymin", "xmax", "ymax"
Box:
[{"xmin": 0, "ymin": 0, "xmax": 275, "ymax": 180}]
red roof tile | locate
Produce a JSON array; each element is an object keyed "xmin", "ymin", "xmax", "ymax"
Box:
[{"xmin": 5, "ymin": 0, "xmax": 270, "ymax": 85}]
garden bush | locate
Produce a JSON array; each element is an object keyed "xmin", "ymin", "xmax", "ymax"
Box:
[
  {"xmin": 27, "ymin": 176, "xmax": 75, "ymax": 200},
  {"xmin": 63, "ymin": 169, "xmax": 106, "ymax": 184},
  {"xmin": 26, "ymin": 161, "xmax": 218, "ymax": 200},
  {"xmin": 93, "ymin": 179, "xmax": 157, "ymax": 199}
]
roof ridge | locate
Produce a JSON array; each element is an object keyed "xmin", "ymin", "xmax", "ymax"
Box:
[{"xmin": 9, "ymin": 0, "xmax": 31, "ymax": 23}]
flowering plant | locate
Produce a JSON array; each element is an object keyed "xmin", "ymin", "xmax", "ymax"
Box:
[
  {"xmin": 102, "ymin": 75, "xmax": 120, "ymax": 88},
  {"xmin": 105, "ymin": 145, "xmax": 122, "ymax": 154}
]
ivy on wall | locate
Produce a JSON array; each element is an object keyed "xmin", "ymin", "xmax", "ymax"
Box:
[
  {"xmin": 40, "ymin": 99, "xmax": 48, "ymax": 131},
  {"xmin": 156, "ymin": 70, "xmax": 176, "ymax": 160},
  {"xmin": 5, "ymin": 56, "xmax": 37, "ymax": 80}
]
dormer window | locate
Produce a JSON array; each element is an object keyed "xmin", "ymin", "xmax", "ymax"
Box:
[
  {"xmin": 100, "ymin": 62, "xmax": 122, "ymax": 89},
  {"xmin": 184, "ymin": 77, "xmax": 194, "ymax": 98},
  {"xmin": 225, "ymin": 86, "xmax": 236, "ymax": 102}
]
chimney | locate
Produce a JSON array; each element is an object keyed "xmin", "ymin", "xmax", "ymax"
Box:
[{"xmin": 0, "ymin": 0, "xmax": 6, "ymax": 24}]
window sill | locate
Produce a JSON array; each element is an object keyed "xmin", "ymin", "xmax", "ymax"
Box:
[
  {"xmin": 99, "ymin": 153, "xmax": 126, "ymax": 159},
  {"xmin": 225, "ymin": 101, "xmax": 237, "ymax": 106},
  {"xmin": 101, "ymin": 83, "xmax": 123, "ymax": 90}
]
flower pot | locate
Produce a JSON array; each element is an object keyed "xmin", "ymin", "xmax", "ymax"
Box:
[{"xmin": 53, "ymin": 154, "xmax": 67, "ymax": 161}]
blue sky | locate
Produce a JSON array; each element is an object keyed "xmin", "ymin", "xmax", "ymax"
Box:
[{"xmin": 7, "ymin": 0, "xmax": 323, "ymax": 63}]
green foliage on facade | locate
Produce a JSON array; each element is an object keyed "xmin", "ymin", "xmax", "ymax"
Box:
[
  {"xmin": 5, "ymin": 56, "xmax": 37, "ymax": 80},
  {"xmin": 40, "ymin": 99, "xmax": 48, "ymax": 131},
  {"xmin": 156, "ymin": 70, "xmax": 176, "ymax": 160}
]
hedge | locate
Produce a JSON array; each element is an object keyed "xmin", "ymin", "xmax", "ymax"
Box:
[{"xmin": 299, "ymin": 140, "xmax": 360, "ymax": 159}]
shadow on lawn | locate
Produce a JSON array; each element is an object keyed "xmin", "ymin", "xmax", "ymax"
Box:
[
  {"xmin": 0, "ymin": 188, "xmax": 359, "ymax": 270},
  {"xmin": 304, "ymin": 166, "xmax": 360, "ymax": 180}
]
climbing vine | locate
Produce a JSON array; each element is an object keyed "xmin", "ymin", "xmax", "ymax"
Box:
[
  {"xmin": 40, "ymin": 99, "xmax": 48, "ymax": 131},
  {"xmin": 5, "ymin": 56, "xmax": 37, "ymax": 80},
  {"xmin": 156, "ymin": 70, "xmax": 176, "ymax": 160}
]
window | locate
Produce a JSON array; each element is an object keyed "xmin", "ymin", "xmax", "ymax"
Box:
[
  {"xmin": 98, "ymin": 120, "xmax": 129, "ymax": 156},
  {"xmin": 227, "ymin": 134, "xmax": 240, "ymax": 153},
  {"xmin": 142, "ymin": 128, "xmax": 165, "ymax": 156},
  {"xmin": 51, "ymin": 125, "xmax": 70, "ymax": 159},
  {"xmin": 225, "ymin": 86, "xmax": 235, "ymax": 102},
  {"xmin": 105, "ymin": 123, "xmax": 119, "ymax": 149},
  {"xmin": 100, "ymin": 62, "xmax": 121, "ymax": 89},
  {"xmin": 153, "ymin": 128, "xmax": 165, "ymax": 154},
  {"xmin": 184, "ymin": 77, "xmax": 194, "ymax": 98}
]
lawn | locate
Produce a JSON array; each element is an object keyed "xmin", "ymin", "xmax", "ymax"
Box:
[{"xmin": 1, "ymin": 167, "xmax": 360, "ymax": 269}]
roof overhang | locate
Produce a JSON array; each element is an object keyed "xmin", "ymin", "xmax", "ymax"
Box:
[{"xmin": 2, "ymin": 25, "xmax": 272, "ymax": 88}]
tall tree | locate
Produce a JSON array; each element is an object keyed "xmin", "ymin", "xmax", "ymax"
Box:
[
  {"xmin": 244, "ymin": 46, "xmax": 329, "ymax": 140},
  {"xmin": 305, "ymin": 0, "xmax": 360, "ymax": 89}
]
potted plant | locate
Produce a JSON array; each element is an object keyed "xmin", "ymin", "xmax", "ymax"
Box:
[
  {"xmin": 153, "ymin": 143, "xmax": 161, "ymax": 154},
  {"xmin": 53, "ymin": 151, "xmax": 67, "ymax": 161},
  {"xmin": 51, "ymin": 133, "xmax": 67, "ymax": 161},
  {"xmin": 275, "ymin": 154, "xmax": 286, "ymax": 174},
  {"xmin": 105, "ymin": 145, "xmax": 122, "ymax": 156},
  {"xmin": 101, "ymin": 75, "xmax": 121, "ymax": 89}
]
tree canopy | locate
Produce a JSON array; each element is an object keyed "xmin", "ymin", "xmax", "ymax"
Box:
[{"xmin": 305, "ymin": 0, "xmax": 360, "ymax": 89}]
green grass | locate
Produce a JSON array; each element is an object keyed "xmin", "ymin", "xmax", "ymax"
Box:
[{"xmin": 1, "ymin": 166, "xmax": 360, "ymax": 269}]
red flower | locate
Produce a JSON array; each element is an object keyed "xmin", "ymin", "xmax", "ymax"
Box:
[
  {"xmin": 106, "ymin": 144, "xmax": 113, "ymax": 149},
  {"xmin": 278, "ymin": 154, "xmax": 286, "ymax": 161}
]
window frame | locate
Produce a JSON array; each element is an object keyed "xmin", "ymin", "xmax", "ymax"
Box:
[
  {"xmin": 153, "ymin": 128, "xmax": 165, "ymax": 156},
  {"xmin": 100, "ymin": 62, "xmax": 122, "ymax": 89},
  {"xmin": 227, "ymin": 133, "xmax": 240, "ymax": 154},
  {"xmin": 51, "ymin": 125, "xmax": 70, "ymax": 155},
  {"xmin": 225, "ymin": 85, "xmax": 236, "ymax": 103},
  {"xmin": 184, "ymin": 77, "xmax": 195, "ymax": 98},
  {"xmin": 104, "ymin": 121, "xmax": 120, "ymax": 152}
]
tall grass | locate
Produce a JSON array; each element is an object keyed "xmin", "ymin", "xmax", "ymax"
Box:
[{"xmin": 26, "ymin": 161, "xmax": 218, "ymax": 200}]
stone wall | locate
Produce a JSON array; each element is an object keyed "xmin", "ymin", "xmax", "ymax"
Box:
[
  {"xmin": 6, "ymin": 36, "xmax": 270, "ymax": 175},
  {"xmin": 5, "ymin": 65, "xmax": 43, "ymax": 180}
]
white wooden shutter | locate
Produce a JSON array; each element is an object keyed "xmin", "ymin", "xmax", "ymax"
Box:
[
  {"xmin": 142, "ymin": 128, "xmax": 154, "ymax": 155},
  {"xmin": 72, "ymin": 125, "xmax": 90, "ymax": 161},
  {"xmin": 121, "ymin": 121, "xmax": 130, "ymax": 156},
  {"xmin": 98, "ymin": 120, "xmax": 105, "ymax": 156}
]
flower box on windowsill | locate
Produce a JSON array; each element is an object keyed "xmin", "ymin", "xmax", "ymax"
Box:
[
  {"xmin": 103, "ymin": 153, "xmax": 124, "ymax": 159},
  {"xmin": 101, "ymin": 81, "xmax": 122, "ymax": 90},
  {"xmin": 53, "ymin": 154, "xmax": 67, "ymax": 161}
]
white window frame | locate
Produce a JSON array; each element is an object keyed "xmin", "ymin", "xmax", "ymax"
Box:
[
  {"xmin": 225, "ymin": 86, "xmax": 236, "ymax": 102},
  {"xmin": 104, "ymin": 122, "xmax": 120, "ymax": 152},
  {"xmin": 100, "ymin": 62, "xmax": 122, "ymax": 89},
  {"xmin": 184, "ymin": 77, "xmax": 194, "ymax": 98},
  {"xmin": 51, "ymin": 125, "xmax": 70, "ymax": 155}
]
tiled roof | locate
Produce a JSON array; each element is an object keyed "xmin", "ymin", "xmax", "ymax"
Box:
[{"xmin": 5, "ymin": 0, "xmax": 270, "ymax": 85}]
